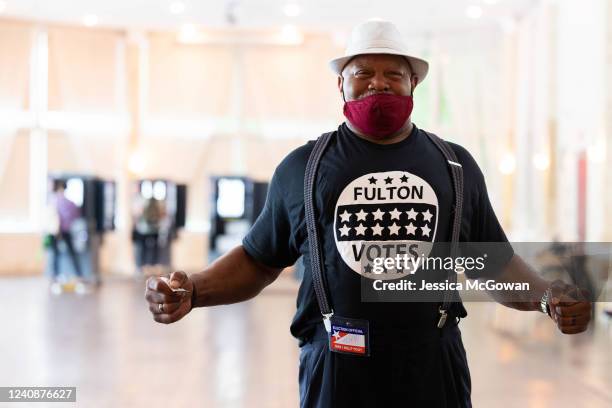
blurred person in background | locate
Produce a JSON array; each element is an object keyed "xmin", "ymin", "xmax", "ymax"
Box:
[
  {"xmin": 133, "ymin": 197, "xmax": 167, "ymax": 275},
  {"xmin": 145, "ymin": 20, "xmax": 593, "ymax": 408},
  {"xmin": 46, "ymin": 180, "xmax": 85, "ymax": 294}
]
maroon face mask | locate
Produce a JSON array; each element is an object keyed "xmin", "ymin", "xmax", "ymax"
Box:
[{"xmin": 343, "ymin": 93, "xmax": 414, "ymax": 139}]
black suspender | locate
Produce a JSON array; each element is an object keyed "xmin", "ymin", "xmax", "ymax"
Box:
[
  {"xmin": 303, "ymin": 130, "xmax": 464, "ymax": 329},
  {"xmin": 304, "ymin": 132, "xmax": 335, "ymax": 321},
  {"xmin": 423, "ymin": 131, "xmax": 464, "ymax": 327}
]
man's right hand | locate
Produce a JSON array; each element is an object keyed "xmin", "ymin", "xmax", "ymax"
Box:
[
  {"xmin": 145, "ymin": 271, "xmax": 194, "ymax": 324},
  {"xmin": 547, "ymin": 279, "xmax": 592, "ymax": 335}
]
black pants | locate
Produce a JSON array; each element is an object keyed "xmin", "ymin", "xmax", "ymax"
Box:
[
  {"xmin": 50, "ymin": 232, "xmax": 83, "ymax": 279},
  {"xmin": 299, "ymin": 323, "xmax": 471, "ymax": 408},
  {"xmin": 139, "ymin": 233, "xmax": 160, "ymax": 266}
]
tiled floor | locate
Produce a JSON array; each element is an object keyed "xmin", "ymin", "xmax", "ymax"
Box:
[{"xmin": 0, "ymin": 276, "xmax": 610, "ymax": 408}]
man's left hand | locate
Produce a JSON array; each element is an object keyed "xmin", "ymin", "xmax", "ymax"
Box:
[{"xmin": 547, "ymin": 280, "xmax": 592, "ymax": 335}]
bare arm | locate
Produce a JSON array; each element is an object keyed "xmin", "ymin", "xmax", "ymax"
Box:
[
  {"xmin": 482, "ymin": 254, "xmax": 592, "ymax": 334},
  {"xmin": 190, "ymin": 245, "xmax": 283, "ymax": 308},
  {"xmin": 485, "ymin": 254, "xmax": 550, "ymax": 311},
  {"xmin": 145, "ymin": 245, "xmax": 283, "ymax": 324}
]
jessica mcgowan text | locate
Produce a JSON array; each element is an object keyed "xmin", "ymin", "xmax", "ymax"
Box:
[{"xmin": 372, "ymin": 279, "xmax": 530, "ymax": 291}]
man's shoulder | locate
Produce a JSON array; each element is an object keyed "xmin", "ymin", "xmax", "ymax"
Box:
[
  {"xmin": 445, "ymin": 141, "xmax": 474, "ymax": 164},
  {"xmin": 277, "ymin": 130, "xmax": 337, "ymax": 173},
  {"xmin": 419, "ymin": 129, "xmax": 483, "ymax": 178},
  {"xmin": 443, "ymin": 140, "xmax": 485, "ymax": 182},
  {"xmin": 278, "ymin": 140, "xmax": 316, "ymax": 170}
]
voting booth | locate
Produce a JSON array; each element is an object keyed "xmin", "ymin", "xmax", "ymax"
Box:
[
  {"xmin": 132, "ymin": 179, "xmax": 187, "ymax": 271},
  {"xmin": 208, "ymin": 176, "xmax": 268, "ymax": 262},
  {"xmin": 44, "ymin": 174, "xmax": 116, "ymax": 284}
]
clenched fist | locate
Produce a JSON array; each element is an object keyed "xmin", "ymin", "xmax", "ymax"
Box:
[
  {"xmin": 145, "ymin": 271, "xmax": 194, "ymax": 324},
  {"xmin": 547, "ymin": 280, "xmax": 592, "ymax": 335}
]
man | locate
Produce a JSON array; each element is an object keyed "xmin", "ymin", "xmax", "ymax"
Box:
[
  {"xmin": 145, "ymin": 20, "xmax": 591, "ymax": 407},
  {"xmin": 134, "ymin": 197, "xmax": 167, "ymax": 272}
]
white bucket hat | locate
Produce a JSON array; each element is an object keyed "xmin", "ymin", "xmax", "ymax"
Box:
[{"xmin": 329, "ymin": 19, "xmax": 429, "ymax": 84}]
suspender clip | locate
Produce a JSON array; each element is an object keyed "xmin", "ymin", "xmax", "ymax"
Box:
[
  {"xmin": 322, "ymin": 311, "xmax": 334, "ymax": 333},
  {"xmin": 437, "ymin": 307, "xmax": 448, "ymax": 328}
]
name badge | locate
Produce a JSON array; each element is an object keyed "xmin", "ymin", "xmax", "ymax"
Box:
[{"xmin": 328, "ymin": 316, "xmax": 370, "ymax": 357}]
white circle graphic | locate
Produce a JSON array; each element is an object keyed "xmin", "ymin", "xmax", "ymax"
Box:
[{"xmin": 333, "ymin": 171, "xmax": 439, "ymax": 280}]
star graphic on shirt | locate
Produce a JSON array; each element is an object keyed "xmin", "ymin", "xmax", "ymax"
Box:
[
  {"xmin": 370, "ymin": 223, "xmax": 385, "ymax": 235},
  {"xmin": 363, "ymin": 264, "xmax": 373, "ymax": 273},
  {"xmin": 372, "ymin": 208, "xmax": 384, "ymax": 220},
  {"xmin": 339, "ymin": 209, "xmax": 352, "ymax": 223},
  {"xmin": 354, "ymin": 223, "xmax": 367, "ymax": 236},
  {"xmin": 422, "ymin": 209, "xmax": 433, "ymax": 222},
  {"xmin": 333, "ymin": 330, "xmax": 342, "ymax": 341},
  {"xmin": 339, "ymin": 225, "xmax": 352, "ymax": 237},
  {"xmin": 371, "ymin": 223, "xmax": 383, "ymax": 236},
  {"xmin": 406, "ymin": 208, "xmax": 418, "ymax": 220},
  {"xmin": 389, "ymin": 208, "xmax": 402, "ymax": 220},
  {"xmin": 388, "ymin": 222, "xmax": 401, "ymax": 235},
  {"xmin": 384, "ymin": 176, "xmax": 393, "ymax": 184},
  {"xmin": 405, "ymin": 222, "xmax": 417, "ymax": 235},
  {"xmin": 355, "ymin": 209, "xmax": 368, "ymax": 221},
  {"xmin": 368, "ymin": 177, "xmax": 377, "ymax": 185},
  {"xmin": 421, "ymin": 225, "xmax": 431, "ymax": 237},
  {"xmin": 400, "ymin": 174, "xmax": 409, "ymax": 183}
]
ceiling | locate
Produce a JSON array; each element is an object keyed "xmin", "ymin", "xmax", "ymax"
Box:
[{"xmin": 0, "ymin": 0, "xmax": 539, "ymax": 34}]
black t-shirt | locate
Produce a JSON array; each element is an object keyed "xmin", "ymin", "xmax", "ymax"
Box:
[{"xmin": 243, "ymin": 123, "xmax": 512, "ymax": 341}]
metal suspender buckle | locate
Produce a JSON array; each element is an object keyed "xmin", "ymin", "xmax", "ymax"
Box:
[
  {"xmin": 322, "ymin": 311, "xmax": 334, "ymax": 333},
  {"xmin": 437, "ymin": 307, "xmax": 448, "ymax": 328}
]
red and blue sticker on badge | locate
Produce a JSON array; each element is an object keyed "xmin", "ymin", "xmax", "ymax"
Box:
[{"xmin": 328, "ymin": 316, "xmax": 370, "ymax": 357}]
